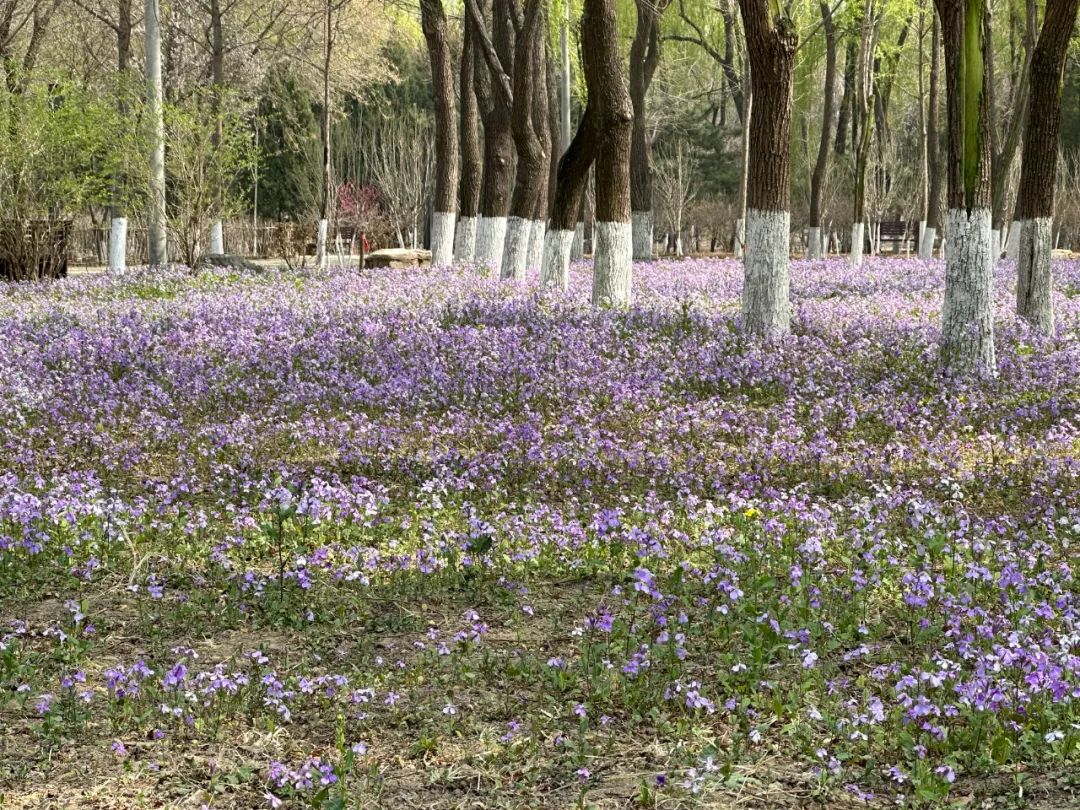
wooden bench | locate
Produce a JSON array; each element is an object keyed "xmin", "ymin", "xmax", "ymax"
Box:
[{"xmin": 877, "ymin": 221, "xmax": 916, "ymax": 254}]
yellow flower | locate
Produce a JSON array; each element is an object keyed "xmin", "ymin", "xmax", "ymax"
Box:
[{"xmin": 743, "ymin": 507, "xmax": 760, "ymax": 519}]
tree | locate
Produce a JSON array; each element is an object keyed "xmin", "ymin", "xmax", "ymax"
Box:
[
  {"xmin": 455, "ymin": 3, "xmax": 482, "ymax": 261},
  {"xmin": 935, "ymin": 0, "xmax": 995, "ymax": 373},
  {"xmin": 541, "ymin": 0, "xmax": 633, "ymax": 305},
  {"xmin": 736, "ymin": 0, "xmax": 797, "ymax": 336},
  {"xmin": 920, "ymin": 11, "xmax": 942, "ymax": 258},
  {"xmin": 419, "ymin": 0, "xmax": 458, "ymax": 267},
  {"xmin": 69, "ymin": 0, "xmax": 135, "ymax": 271},
  {"xmin": 629, "ymin": 0, "xmax": 672, "ymax": 260},
  {"xmin": 468, "ymin": 0, "xmax": 515, "ymax": 269},
  {"xmin": 469, "ymin": 0, "xmax": 550, "ymax": 281},
  {"xmin": 254, "ymin": 66, "xmax": 322, "ymax": 222},
  {"xmin": 1014, "ymin": 0, "xmax": 1080, "ymax": 334},
  {"xmin": 145, "ymin": 0, "xmax": 168, "ymax": 266},
  {"xmin": 654, "ymin": 138, "xmax": 697, "ymax": 255},
  {"xmin": 807, "ymin": 0, "xmax": 837, "ymax": 260},
  {"xmin": 366, "ymin": 115, "xmax": 433, "ymax": 249},
  {"xmin": 850, "ymin": 0, "xmax": 876, "ymax": 267},
  {"xmin": 987, "ymin": 0, "xmax": 1035, "ymax": 257}
]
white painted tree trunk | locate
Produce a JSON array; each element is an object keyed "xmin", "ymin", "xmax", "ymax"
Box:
[
  {"xmin": 316, "ymin": 219, "xmax": 329, "ymax": 269},
  {"xmin": 734, "ymin": 218, "xmax": 745, "ymax": 258},
  {"xmin": 990, "ymin": 228, "xmax": 1001, "ymax": 261},
  {"xmin": 475, "ymin": 216, "xmax": 508, "ymax": 269},
  {"xmin": 1016, "ymin": 217, "xmax": 1054, "ymax": 334},
  {"xmin": 918, "ymin": 220, "xmax": 926, "ymax": 249},
  {"xmin": 571, "ymin": 223, "xmax": 584, "ymax": 259},
  {"xmin": 526, "ymin": 220, "xmax": 546, "ymax": 269},
  {"xmin": 541, "ymin": 229, "xmax": 574, "ymax": 291},
  {"xmin": 1005, "ymin": 220, "xmax": 1022, "ymax": 262},
  {"xmin": 591, "ymin": 221, "xmax": 632, "ymax": 307},
  {"xmin": 454, "ymin": 216, "xmax": 477, "ymax": 262},
  {"xmin": 743, "ymin": 209, "xmax": 791, "ymax": 336},
  {"xmin": 942, "ymin": 208, "xmax": 996, "ymax": 373},
  {"xmin": 850, "ymin": 222, "xmax": 865, "ymax": 267},
  {"xmin": 145, "ymin": 0, "xmax": 167, "ymax": 267},
  {"xmin": 430, "ymin": 212, "xmax": 456, "ymax": 267},
  {"xmin": 807, "ymin": 226, "xmax": 822, "ymax": 259},
  {"xmin": 632, "ymin": 210, "xmax": 653, "ymax": 260},
  {"xmin": 109, "ymin": 217, "xmax": 128, "ymax": 274},
  {"xmin": 500, "ymin": 216, "xmax": 531, "ymax": 281},
  {"xmin": 209, "ymin": 220, "xmax": 225, "ymax": 255}
]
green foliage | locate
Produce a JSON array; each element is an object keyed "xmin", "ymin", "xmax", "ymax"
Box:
[
  {"xmin": 0, "ymin": 79, "xmax": 146, "ymax": 219},
  {"xmin": 252, "ymin": 65, "xmax": 322, "ymax": 221},
  {"xmin": 164, "ymin": 88, "xmax": 255, "ymax": 266}
]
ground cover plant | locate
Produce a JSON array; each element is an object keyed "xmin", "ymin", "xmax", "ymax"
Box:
[{"xmin": 1, "ymin": 257, "xmax": 1079, "ymax": 809}]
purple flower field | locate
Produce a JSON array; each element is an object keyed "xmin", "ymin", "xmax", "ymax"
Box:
[{"xmin": 1, "ymin": 257, "xmax": 1079, "ymax": 808}]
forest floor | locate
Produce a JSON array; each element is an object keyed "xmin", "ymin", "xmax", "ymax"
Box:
[{"xmin": 1, "ymin": 257, "xmax": 1079, "ymax": 809}]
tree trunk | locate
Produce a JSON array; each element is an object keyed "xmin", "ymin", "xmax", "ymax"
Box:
[
  {"xmin": 734, "ymin": 67, "xmax": 751, "ymax": 258},
  {"xmin": 1015, "ymin": 0, "xmax": 1080, "ymax": 333},
  {"xmin": 469, "ymin": 0, "xmax": 515, "ymax": 269},
  {"xmin": 501, "ymin": 0, "xmax": 548, "ymax": 281},
  {"xmin": 807, "ymin": 0, "xmax": 837, "ymax": 259},
  {"xmin": 737, "ymin": 0, "xmax": 797, "ymax": 336},
  {"xmin": 835, "ymin": 38, "xmax": 856, "ymax": 155},
  {"xmin": 851, "ymin": 0, "xmax": 875, "ymax": 268},
  {"xmin": 420, "ymin": 0, "xmax": 459, "ymax": 267},
  {"xmin": 456, "ymin": 1, "xmax": 483, "ymax": 262},
  {"xmin": 145, "ymin": 0, "xmax": 167, "ymax": 267},
  {"xmin": 920, "ymin": 13, "xmax": 942, "ymax": 258},
  {"xmin": 110, "ymin": 0, "xmax": 133, "ymax": 272},
  {"xmin": 542, "ymin": 0, "xmax": 633, "ymax": 301},
  {"xmin": 588, "ymin": 0, "xmax": 633, "ymax": 306},
  {"xmin": 629, "ymin": 0, "xmax": 670, "ymax": 260},
  {"xmin": 917, "ymin": 10, "xmax": 928, "ymax": 249},
  {"xmin": 989, "ymin": 0, "xmax": 1034, "ymax": 241},
  {"xmin": 316, "ymin": 1, "xmax": 333, "ymax": 270},
  {"xmin": 936, "ymin": 0, "xmax": 995, "ymax": 373},
  {"xmin": 528, "ymin": 42, "xmax": 559, "ymax": 271}
]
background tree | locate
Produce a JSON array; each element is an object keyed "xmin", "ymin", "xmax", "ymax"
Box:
[
  {"xmin": 455, "ymin": 5, "xmax": 482, "ymax": 261},
  {"xmin": 145, "ymin": 0, "xmax": 167, "ymax": 266},
  {"xmin": 467, "ymin": 0, "xmax": 515, "ymax": 269},
  {"xmin": 1014, "ymin": 0, "xmax": 1080, "ymax": 334},
  {"xmin": 419, "ymin": 0, "xmax": 458, "ymax": 267},
  {"xmin": 629, "ymin": 0, "xmax": 672, "ymax": 260},
  {"xmin": 807, "ymin": 0, "xmax": 837, "ymax": 260},
  {"xmin": 920, "ymin": 11, "xmax": 941, "ymax": 258}
]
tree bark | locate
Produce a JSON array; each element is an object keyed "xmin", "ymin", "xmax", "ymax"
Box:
[
  {"xmin": 629, "ymin": 0, "xmax": 671, "ymax": 260},
  {"xmin": 1015, "ymin": 0, "xmax": 1080, "ymax": 333},
  {"xmin": 456, "ymin": 0, "xmax": 483, "ymax": 262},
  {"xmin": 835, "ymin": 38, "xmax": 856, "ymax": 155},
  {"xmin": 808, "ymin": 0, "xmax": 837, "ymax": 259},
  {"xmin": 989, "ymin": 0, "xmax": 1035, "ymax": 239},
  {"xmin": 920, "ymin": 12, "xmax": 942, "ymax": 258},
  {"xmin": 420, "ymin": 0, "xmax": 459, "ymax": 266},
  {"xmin": 737, "ymin": 0, "xmax": 797, "ymax": 336},
  {"xmin": 542, "ymin": 0, "xmax": 633, "ymax": 304},
  {"xmin": 500, "ymin": 0, "xmax": 548, "ymax": 281},
  {"xmin": 316, "ymin": 0, "xmax": 333, "ymax": 270},
  {"xmin": 145, "ymin": 0, "xmax": 168, "ymax": 267},
  {"xmin": 588, "ymin": 0, "xmax": 633, "ymax": 306},
  {"xmin": 468, "ymin": 0, "xmax": 515, "ymax": 269},
  {"xmin": 935, "ymin": 0, "xmax": 995, "ymax": 373},
  {"xmin": 851, "ymin": 0, "xmax": 875, "ymax": 267}
]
